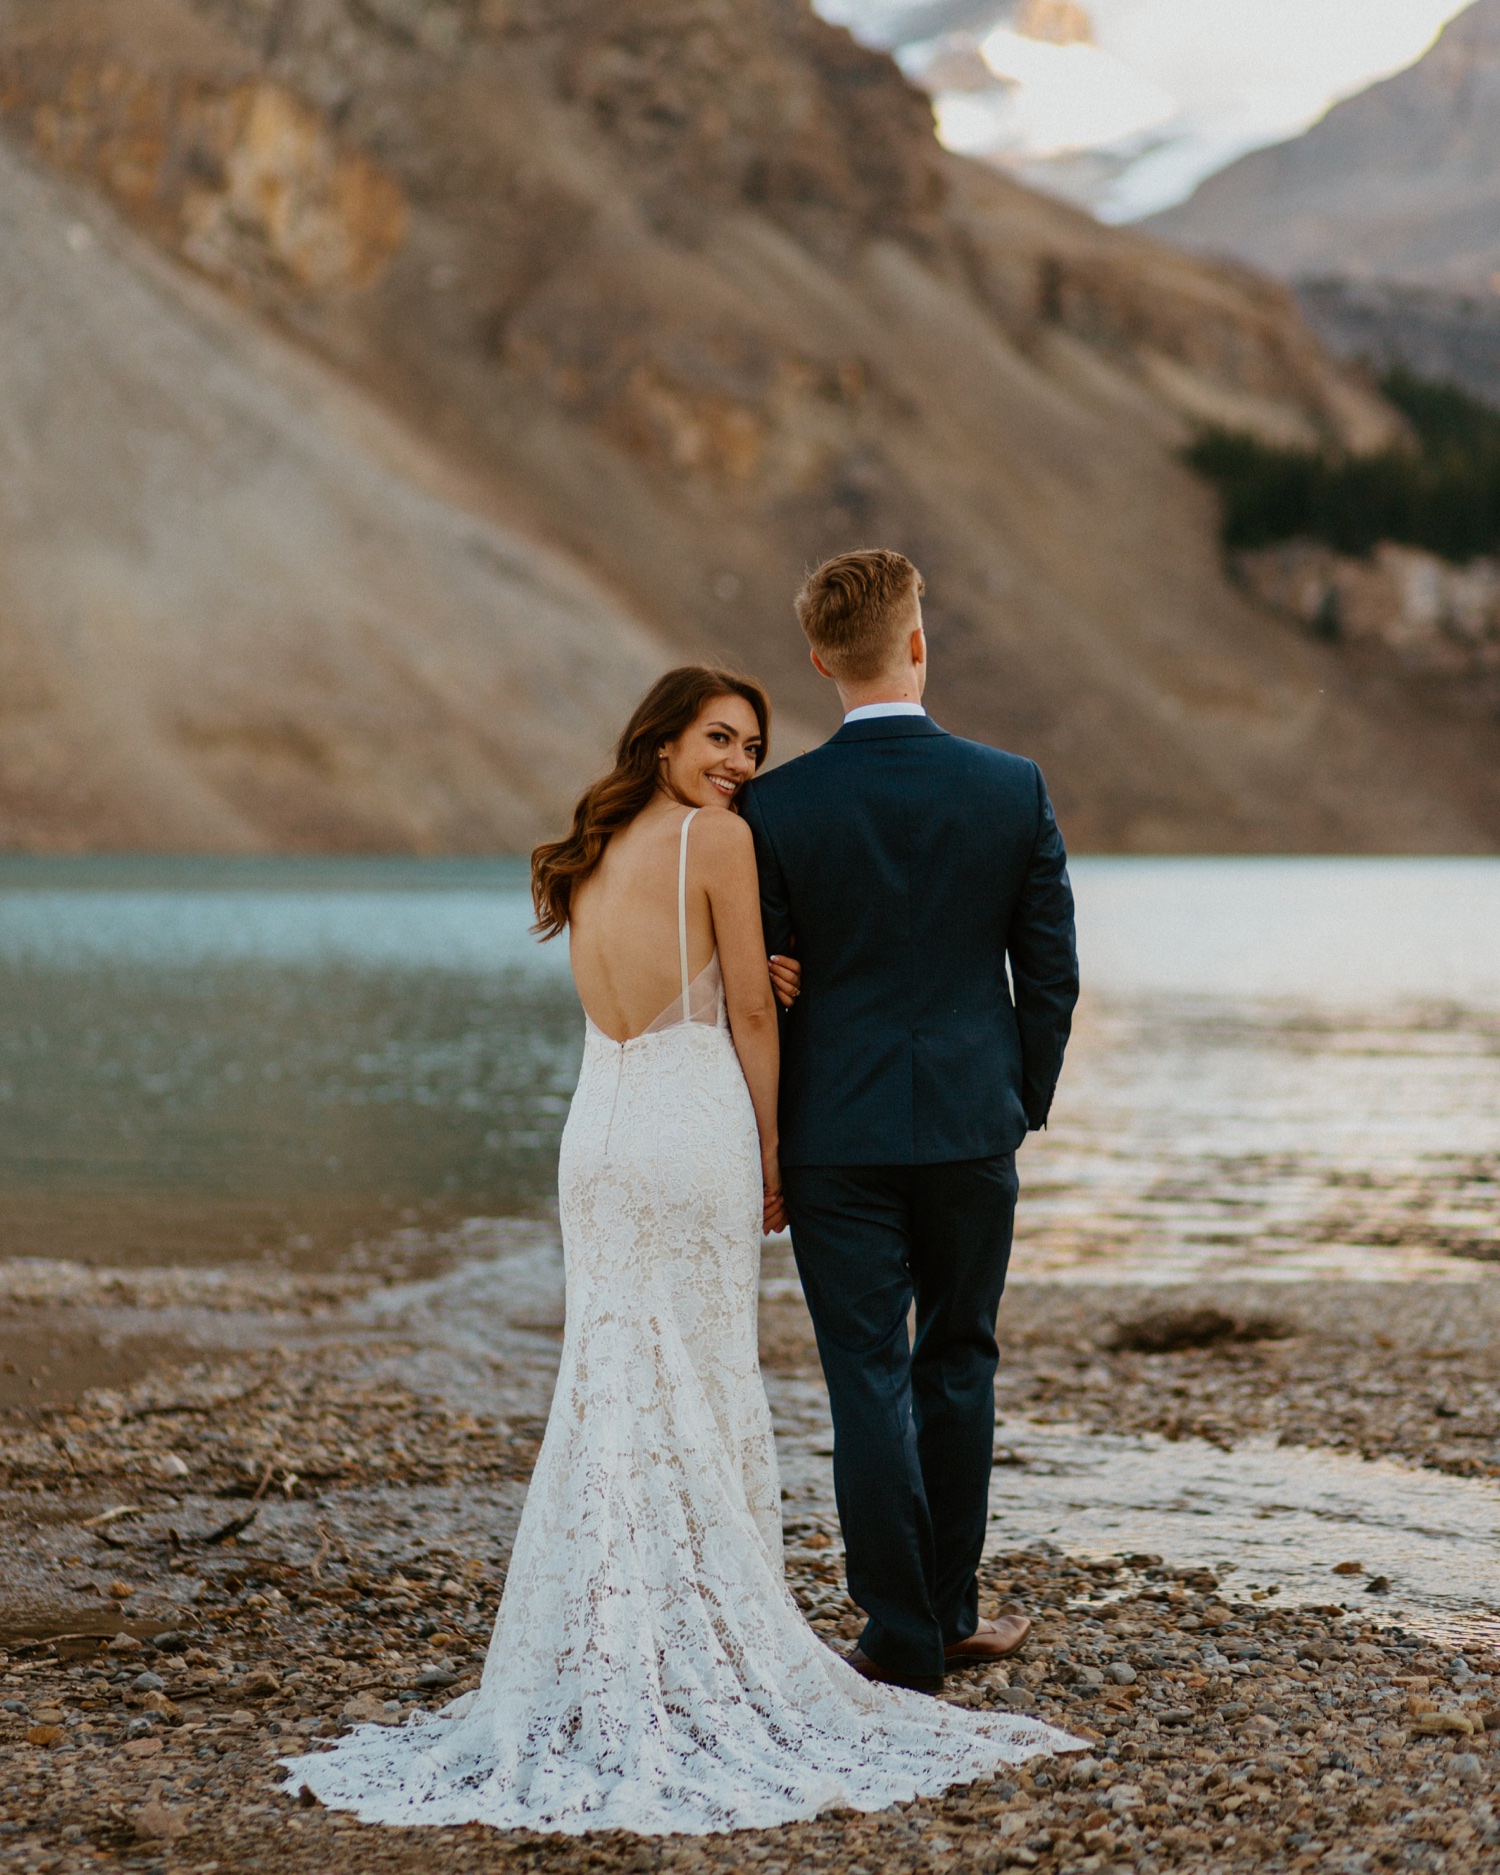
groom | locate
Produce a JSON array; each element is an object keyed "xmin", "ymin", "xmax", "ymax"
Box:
[{"xmin": 740, "ymin": 549, "xmax": 1078, "ymax": 1693}]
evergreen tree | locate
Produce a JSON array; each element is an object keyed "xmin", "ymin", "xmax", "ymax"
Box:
[{"xmin": 1185, "ymin": 370, "xmax": 1500, "ymax": 563}]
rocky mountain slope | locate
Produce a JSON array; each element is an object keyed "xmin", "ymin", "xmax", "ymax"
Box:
[
  {"xmin": 1148, "ymin": 2, "xmax": 1500, "ymax": 293},
  {"xmin": 0, "ymin": 138, "xmax": 677, "ymax": 852},
  {"xmin": 2, "ymin": 0, "xmax": 1498, "ymax": 852}
]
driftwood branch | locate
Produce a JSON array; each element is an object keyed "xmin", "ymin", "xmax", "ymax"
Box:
[
  {"xmin": 80, "ymin": 1504, "xmax": 148, "ymax": 1530},
  {"xmin": 310, "ymin": 1523, "xmax": 333, "ymax": 1582},
  {"xmin": 197, "ymin": 1507, "xmax": 259, "ymax": 1546}
]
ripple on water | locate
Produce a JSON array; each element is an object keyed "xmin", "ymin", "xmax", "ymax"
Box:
[
  {"xmin": 772, "ymin": 1383, "xmax": 1500, "ymax": 1644},
  {"xmin": 1017, "ymin": 860, "xmax": 1500, "ymax": 1285},
  {"xmin": 1019, "ymin": 997, "xmax": 1500, "ymax": 1283},
  {"xmin": 981, "ymin": 1417, "xmax": 1500, "ymax": 1646}
]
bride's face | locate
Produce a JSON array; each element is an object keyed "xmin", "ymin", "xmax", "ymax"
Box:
[{"xmin": 659, "ymin": 694, "xmax": 764, "ymax": 808}]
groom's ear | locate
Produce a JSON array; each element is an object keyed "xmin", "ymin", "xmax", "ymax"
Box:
[{"xmin": 809, "ymin": 647, "xmax": 835, "ymax": 681}]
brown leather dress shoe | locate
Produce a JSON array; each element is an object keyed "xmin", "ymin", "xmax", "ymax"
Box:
[
  {"xmin": 846, "ymin": 1647, "xmax": 943, "ymax": 1695},
  {"xmin": 944, "ymin": 1614, "xmax": 1032, "ymax": 1665}
]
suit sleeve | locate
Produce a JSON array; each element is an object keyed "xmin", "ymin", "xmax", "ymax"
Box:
[
  {"xmin": 1006, "ymin": 763, "xmax": 1079, "ymax": 1129},
  {"xmin": 737, "ymin": 782, "xmax": 795, "ymax": 959}
]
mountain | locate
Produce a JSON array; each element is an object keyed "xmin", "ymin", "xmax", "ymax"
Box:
[
  {"xmin": 0, "ymin": 0, "xmax": 1497, "ymax": 853},
  {"xmin": 1296, "ymin": 278, "xmax": 1500, "ymax": 415},
  {"xmin": 1147, "ymin": 2, "xmax": 1500, "ymax": 293}
]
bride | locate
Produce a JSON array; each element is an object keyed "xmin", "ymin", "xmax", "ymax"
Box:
[{"xmin": 282, "ymin": 667, "xmax": 1079, "ymax": 1835}]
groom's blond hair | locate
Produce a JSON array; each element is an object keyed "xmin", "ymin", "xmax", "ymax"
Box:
[{"xmin": 796, "ymin": 549, "xmax": 924, "ymax": 682}]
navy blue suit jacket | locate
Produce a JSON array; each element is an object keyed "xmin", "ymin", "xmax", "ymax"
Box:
[{"xmin": 738, "ymin": 715, "xmax": 1078, "ymax": 1167}]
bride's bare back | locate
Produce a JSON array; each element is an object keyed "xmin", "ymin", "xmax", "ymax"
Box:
[
  {"xmin": 552, "ymin": 684, "xmax": 786, "ymax": 1234},
  {"xmin": 569, "ymin": 802, "xmax": 720, "ymax": 1043}
]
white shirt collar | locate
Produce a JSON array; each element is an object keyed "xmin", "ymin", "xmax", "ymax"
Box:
[{"xmin": 842, "ymin": 701, "xmax": 927, "ymax": 724}]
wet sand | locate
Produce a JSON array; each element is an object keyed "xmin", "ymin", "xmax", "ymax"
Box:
[{"xmin": 4, "ymin": 1238, "xmax": 1498, "ymax": 1875}]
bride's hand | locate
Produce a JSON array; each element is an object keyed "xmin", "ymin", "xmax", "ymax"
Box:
[
  {"xmin": 769, "ymin": 953, "xmax": 801, "ymax": 1010},
  {"xmin": 762, "ymin": 1149, "xmax": 786, "ymax": 1234}
]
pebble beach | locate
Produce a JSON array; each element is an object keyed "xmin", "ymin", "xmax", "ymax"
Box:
[{"xmin": 4, "ymin": 1245, "xmax": 1498, "ymax": 1875}]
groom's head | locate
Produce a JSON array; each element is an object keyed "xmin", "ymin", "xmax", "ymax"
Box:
[{"xmin": 796, "ymin": 550, "xmax": 926, "ymax": 695}]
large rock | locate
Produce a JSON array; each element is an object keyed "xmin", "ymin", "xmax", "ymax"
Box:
[{"xmin": 1234, "ymin": 540, "xmax": 1500, "ymax": 671}]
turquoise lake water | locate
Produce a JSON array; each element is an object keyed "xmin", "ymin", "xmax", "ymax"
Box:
[{"xmin": 0, "ymin": 856, "xmax": 1496, "ymax": 1276}]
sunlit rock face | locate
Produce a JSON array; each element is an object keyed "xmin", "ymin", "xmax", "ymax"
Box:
[
  {"xmin": 182, "ymin": 81, "xmax": 409, "ymax": 292},
  {"xmin": 0, "ymin": 0, "xmax": 1496, "ymax": 853},
  {"xmin": 1234, "ymin": 542, "xmax": 1500, "ymax": 675},
  {"xmin": 0, "ymin": 57, "xmax": 408, "ymax": 293}
]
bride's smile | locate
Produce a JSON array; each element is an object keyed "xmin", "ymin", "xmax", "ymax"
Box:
[{"xmin": 657, "ymin": 694, "xmax": 764, "ymax": 808}]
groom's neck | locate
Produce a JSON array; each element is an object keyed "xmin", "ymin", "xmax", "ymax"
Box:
[
  {"xmin": 827, "ymin": 616, "xmax": 928, "ymax": 714},
  {"xmin": 834, "ymin": 673, "xmax": 924, "ymax": 713}
]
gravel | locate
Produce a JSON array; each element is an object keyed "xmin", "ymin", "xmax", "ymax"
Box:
[{"xmin": 2, "ymin": 1268, "xmax": 1498, "ymax": 1871}]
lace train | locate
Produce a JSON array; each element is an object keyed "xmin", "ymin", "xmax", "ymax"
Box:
[{"xmin": 281, "ymin": 870, "xmax": 1079, "ymax": 1833}]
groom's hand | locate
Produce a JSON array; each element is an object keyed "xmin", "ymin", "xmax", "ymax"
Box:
[{"xmin": 769, "ymin": 953, "xmax": 801, "ymax": 1009}]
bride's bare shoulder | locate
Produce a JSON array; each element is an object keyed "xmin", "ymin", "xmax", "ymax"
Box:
[{"xmin": 691, "ymin": 808, "xmax": 755, "ymax": 865}]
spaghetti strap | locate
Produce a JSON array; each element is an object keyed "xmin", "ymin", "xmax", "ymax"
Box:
[{"xmin": 677, "ymin": 809, "xmax": 699, "ymax": 1023}]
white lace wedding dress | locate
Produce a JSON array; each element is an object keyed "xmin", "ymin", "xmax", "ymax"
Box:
[{"xmin": 282, "ymin": 810, "xmax": 1079, "ymax": 1834}]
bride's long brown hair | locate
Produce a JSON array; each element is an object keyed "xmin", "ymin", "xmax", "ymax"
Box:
[{"xmin": 531, "ymin": 666, "xmax": 772, "ymax": 939}]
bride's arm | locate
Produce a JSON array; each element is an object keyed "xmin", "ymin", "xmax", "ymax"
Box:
[{"xmin": 699, "ymin": 812, "xmax": 785, "ymax": 1233}]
